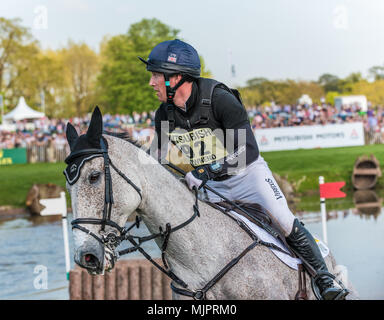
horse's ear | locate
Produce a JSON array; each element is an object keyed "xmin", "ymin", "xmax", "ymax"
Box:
[
  {"xmin": 86, "ymin": 106, "xmax": 103, "ymax": 147},
  {"xmin": 66, "ymin": 123, "xmax": 79, "ymax": 151}
]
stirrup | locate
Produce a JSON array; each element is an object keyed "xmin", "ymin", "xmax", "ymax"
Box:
[{"xmin": 311, "ymin": 270, "xmax": 349, "ymax": 300}]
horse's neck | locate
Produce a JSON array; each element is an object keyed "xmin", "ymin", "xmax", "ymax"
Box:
[
  {"xmin": 107, "ymin": 136, "xmax": 200, "ymax": 235},
  {"xmin": 132, "ymin": 147, "xmax": 251, "ymax": 288},
  {"xmin": 137, "ymin": 155, "xmax": 198, "ymax": 235},
  {"xmin": 111, "ymin": 137, "xmax": 248, "ymax": 288}
]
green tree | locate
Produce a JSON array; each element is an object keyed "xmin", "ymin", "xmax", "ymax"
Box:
[
  {"xmin": 349, "ymin": 80, "xmax": 384, "ymax": 106},
  {"xmin": 317, "ymin": 73, "xmax": 341, "ymax": 92},
  {"xmin": 339, "ymin": 72, "xmax": 364, "ymax": 93},
  {"xmin": 239, "ymin": 78, "xmax": 324, "ymax": 107},
  {"xmin": 98, "ymin": 18, "xmax": 179, "ymax": 114},
  {"xmin": 200, "ymin": 55, "xmax": 212, "ymax": 78},
  {"xmin": 325, "ymin": 91, "xmax": 340, "ymax": 105},
  {"xmin": 0, "ymin": 17, "xmax": 40, "ymax": 110},
  {"xmin": 60, "ymin": 40, "xmax": 100, "ymax": 117},
  {"xmin": 368, "ymin": 65, "xmax": 384, "ymax": 81}
]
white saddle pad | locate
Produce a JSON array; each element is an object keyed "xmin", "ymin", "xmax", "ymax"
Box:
[{"xmin": 228, "ymin": 210, "xmax": 329, "ymax": 271}]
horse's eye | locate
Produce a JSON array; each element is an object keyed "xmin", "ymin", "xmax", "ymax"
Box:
[{"xmin": 89, "ymin": 172, "xmax": 101, "ymax": 184}]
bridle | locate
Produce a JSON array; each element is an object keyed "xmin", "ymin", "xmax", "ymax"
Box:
[
  {"xmin": 69, "ymin": 138, "xmax": 143, "ymax": 251},
  {"xmin": 66, "ymin": 135, "xmax": 300, "ymax": 299},
  {"xmin": 66, "ymin": 136, "xmax": 201, "ymax": 288},
  {"xmin": 67, "ymin": 136, "xmax": 347, "ymax": 300}
]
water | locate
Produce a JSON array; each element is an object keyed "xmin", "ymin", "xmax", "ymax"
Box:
[
  {"xmin": 298, "ymin": 208, "xmax": 384, "ymax": 300},
  {"xmin": 0, "ymin": 214, "xmax": 161, "ymax": 300},
  {"xmin": 0, "ymin": 207, "xmax": 383, "ymax": 299}
]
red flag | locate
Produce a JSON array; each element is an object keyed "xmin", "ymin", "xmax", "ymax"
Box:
[{"xmin": 319, "ymin": 182, "xmax": 346, "ymax": 199}]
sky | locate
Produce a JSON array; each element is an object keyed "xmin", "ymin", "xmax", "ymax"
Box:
[{"xmin": 2, "ymin": 0, "xmax": 384, "ymax": 87}]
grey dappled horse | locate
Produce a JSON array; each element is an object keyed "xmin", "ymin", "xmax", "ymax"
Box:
[{"xmin": 65, "ymin": 107, "xmax": 358, "ymax": 300}]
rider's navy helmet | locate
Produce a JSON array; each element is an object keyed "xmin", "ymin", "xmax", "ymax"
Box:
[{"xmin": 138, "ymin": 39, "xmax": 201, "ymax": 78}]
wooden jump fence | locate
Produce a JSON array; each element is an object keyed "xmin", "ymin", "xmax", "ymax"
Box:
[{"xmin": 69, "ymin": 259, "xmax": 172, "ymax": 300}]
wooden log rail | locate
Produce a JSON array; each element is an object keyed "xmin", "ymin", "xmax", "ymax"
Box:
[{"xmin": 69, "ymin": 259, "xmax": 172, "ymax": 300}]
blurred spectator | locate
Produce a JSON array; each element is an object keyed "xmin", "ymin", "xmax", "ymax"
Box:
[{"xmin": 1, "ymin": 102, "xmax": 383, "ymax": 151}]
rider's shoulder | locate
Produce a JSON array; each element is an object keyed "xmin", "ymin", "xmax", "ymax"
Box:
[
  {"xmin": 155, "ymin": 103, "xmax": 168, "ymax": 120},
  {"xmin": 196, "ymin": 77, "xmax": 233, "ymax": 100}
]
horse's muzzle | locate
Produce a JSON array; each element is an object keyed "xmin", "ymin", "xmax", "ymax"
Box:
[{"xmin": 75, "ymin": 244, "xmax": 105, "ymax": 274}]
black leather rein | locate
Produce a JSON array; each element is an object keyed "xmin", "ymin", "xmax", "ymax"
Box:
[
  {"xmin": 68, "ymin": 137, "xmax": 200, "ymax": 289},
  {"xmin": 68, "ymin": 137, "xmax": 288, "ymax": 300}
]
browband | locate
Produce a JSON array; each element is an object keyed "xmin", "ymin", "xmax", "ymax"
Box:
[{"xmin": 65, "ymin": 148, "xmax": 104, "ymax": 164}]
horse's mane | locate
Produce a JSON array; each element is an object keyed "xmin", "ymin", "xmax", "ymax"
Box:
[
  {"xmin": 103, "ymin": 130, "xmax": 143, "ymax": 149},
  {"xmin": 103, "ymin": 130, "xmax": 185, "ymax": 181}
]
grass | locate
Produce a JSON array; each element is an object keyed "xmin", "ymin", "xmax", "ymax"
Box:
[
  {"xmin": 262, "ymin": 144, "xmax": 384, "ymax": 193},
  {"xmin": 262, "ymin": 144, "xmax": 384, "ymax": 211},
  {"xmin": 0, "ymin": 162, "xmax": 67, "ymax": 208},
  {"xmin": 1, "ymin": 144, "xmax": 384, "ymax": 210}
]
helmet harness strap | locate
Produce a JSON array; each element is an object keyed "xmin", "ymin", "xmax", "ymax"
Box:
[{"xmin": 164, "ymin": 73, "xmax": 188, "ymax": 132}]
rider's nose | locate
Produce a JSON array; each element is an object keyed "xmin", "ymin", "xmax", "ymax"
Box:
[{"xmin": 149, "ymin": 75, "xmax": 156, "ymax": 86}]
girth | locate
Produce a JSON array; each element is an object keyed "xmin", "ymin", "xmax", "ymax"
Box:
[{"xmin": 67, "ymin": 137, "xmax": 341, "ymax": 300}]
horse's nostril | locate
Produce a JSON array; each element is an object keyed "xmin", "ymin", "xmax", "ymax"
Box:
[{"xmin": 82, "ymin": 253, "xmax": 99, "ymax": 268}]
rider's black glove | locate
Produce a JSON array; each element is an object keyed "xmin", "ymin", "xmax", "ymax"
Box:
[{"xmin": 185, "ymin": 163, "xmax": 223, "ymax": 190}]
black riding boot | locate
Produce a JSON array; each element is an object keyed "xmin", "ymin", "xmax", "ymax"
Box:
[{"xmin": 286, "ymin": 219, "xmax": 348, "ymax": 300}]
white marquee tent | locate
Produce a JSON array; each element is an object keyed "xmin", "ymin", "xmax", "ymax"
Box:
[
  {"xmin": 298, "ymin": 94, "xmax": 312, "ymax": 106},
  {"xmin": 334, "ymin": 95, "xmax": 368, "ymax": 112},
  {"xmin": 3, "ymin": 96, "xmax": 45, "ymax": 123}
]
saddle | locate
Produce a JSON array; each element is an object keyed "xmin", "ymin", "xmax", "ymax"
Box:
[
  {"xmin": 219, "ymin": 201, "xmax": 294, "ymax": 252},
  {"xmin": 165, "ymin": 162, "xmax": 310, "ymax": 299},
  {"xmin": 206, "ymin": 199, "xmax": 309, "ymax": 300}
]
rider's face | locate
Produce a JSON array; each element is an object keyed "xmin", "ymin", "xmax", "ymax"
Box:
[{"xmin": 149, "ymin": 72, "xmax": 181, "ymax": 103}]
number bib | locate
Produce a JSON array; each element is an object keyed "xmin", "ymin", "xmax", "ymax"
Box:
[{"xmin": 169, "ymin": 127, "xmax": 228, "ymax": 167}]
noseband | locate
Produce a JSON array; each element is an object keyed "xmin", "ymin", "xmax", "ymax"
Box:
[
  {"xmin": 68, "ymin": 138, "xmax": 143, "ymax": 249},
  {"xmin": 66, "ymin": 136, "xmax": 201, "ymax": 290},
  {"xmin": 66, "ymin": 136, "xmax": 304, "ymax": 300}
]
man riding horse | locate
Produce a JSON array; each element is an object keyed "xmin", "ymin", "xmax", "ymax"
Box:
[{"xmin": 139, "ymin": 39, "xmax": 348, "ymax": 300}]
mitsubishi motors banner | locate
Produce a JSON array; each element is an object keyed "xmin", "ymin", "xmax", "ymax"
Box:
[{"xmin": 255, "ymin": 122, "xmax": 364, "ymax": 152}]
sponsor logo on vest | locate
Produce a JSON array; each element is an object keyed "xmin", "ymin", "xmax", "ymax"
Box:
[
  {"xmin": 265, "ymin": 178, "xmax": 283, "ymax": 200},
  {"xmin": 168, "ymin": 127, "xmax": 227, "ymax": 167},
  {"xmin": 170, "ymin": 128, "xmax": 213, "ymax": 144},
  {"xmin": 226, "ymin": 145, "xmax": 246, "ymax": 163}
]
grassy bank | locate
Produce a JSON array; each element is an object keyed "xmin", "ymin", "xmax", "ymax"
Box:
[
  {"xmin": 262, "ymin": 144, "xmax": 384, "ymax": 193},
  {"xmin": 0, "ymin": 162, "xmax": 67, "ymax": 208},
  {"xmin": 262, "ymin": 144, "xmax": 384, "ymax": 211},
  {"xmin": 1, "ymin": 144, "xmax": 384, "ymax": 210}
]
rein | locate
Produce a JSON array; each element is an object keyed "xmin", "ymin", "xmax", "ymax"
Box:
[
  {"xmin": 68, "ymin": 137, "xmax": 199, "ymax": 288},
  {"xmin": 69, "ymin": 138, "xmax": 306, "ymax": 300},
  {"xmin": 70, "ymin": 138, "xmax": 143, "ymax": 246}
]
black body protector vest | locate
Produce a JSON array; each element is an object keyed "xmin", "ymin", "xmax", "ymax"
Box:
[{"xmin": 163, "ymin": 78, "xmax": 245, "ymax": 169}]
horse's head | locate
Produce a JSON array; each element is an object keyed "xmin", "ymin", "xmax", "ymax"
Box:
[{"xmin": 64, "ymin": 107, "xmax": 142, "ymax": 274}]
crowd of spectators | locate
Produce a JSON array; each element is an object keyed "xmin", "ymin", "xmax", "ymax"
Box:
[
  {"xmin": 1, "ymin": 103, "xmax": 384, "ymax": 150},
  {"xmin": 0, "ymin": 111, "xmax": 156, "ymax": 150},
  {"xmin": 247, "ymin": 103, "xmax": 384, "ymax": 143}
]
